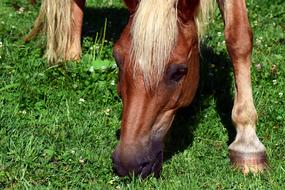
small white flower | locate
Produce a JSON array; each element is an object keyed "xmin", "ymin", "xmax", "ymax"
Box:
[
  {"xmin": 112, "ymin": 63, "xmax": 117, "ymax": 69},
  {"xmin": 256, "ymin": 37, "xmax": 263, "ymax": 45},
  {"xmin": 110, "ymin": 80, "xmax": 115, "ymax": 86},
  {"xmin": 71, "ymin": 150, "xmax": 75, "ymax": 154},
  {"xmin": 256, "ymin": 38, "xmax": 262, "ymax": 45},
  {"xmin": 17, "ymin": 7, "xmax": 25, "ymax": 14},
  {"xmin": 255, "ymin": 63, "xmax": 262, "ymax": 71},
  {"xmin": 79, "ymin": 156, "xmax": 84, "ymax": 164},
  {"xmin": 104, "ymin": 108, "xmax": 111, "ymax": 115},
  {"xmin": 93, "ymin": 45, "xmax": 100, "ymax": 50},
  {"xmin": 272, "ymin": 79, "xmax": 277, "ymax": 85},
  {"xmin": 79, "ymin": 98, "xmax": 85, "ymax": 104},
  {"xmin": 88, "ymin": 66, "xmax": 94, "ymax": 73},
  {"xmin": 19, "ymin": 110, "xmax": 27, "ymax": 115},
  {"xmin": 217, "ymin": 32, "xmax": 222, "ymax": 37},
  {"xmin": 279, "ymin": 92, "xmax": 283, "ymax": 98}
]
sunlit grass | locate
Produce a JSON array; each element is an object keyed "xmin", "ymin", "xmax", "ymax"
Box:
[{"xmin": 0, "ymin": 0, "xmax": 284, "ymax": 189}]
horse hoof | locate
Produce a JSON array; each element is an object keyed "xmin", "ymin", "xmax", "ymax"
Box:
[{"xmin": 229, "ymin": 150, "xmax": 267, "ymax": 175}]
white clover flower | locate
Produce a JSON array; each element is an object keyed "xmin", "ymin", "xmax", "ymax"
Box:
[
  {"xmin": 104, "ymin": 108, "xmax": 111, "ymax": 115},
  {"xmin": 79, "ymin": 98, "xmax": 85, "ymax": 104},
  {"xmin": 79, "ymin": 156, "xmax": 84, "ymax": 164},
  {"xmin": 17, "ymin": 7, "xmax": 25, "ymax": 14},
  {"xmin": 111, "ymin": 63, "xmax": 117, "ymax": 69},
  {"xmin": 93, "ymin": 45, "xmax": 100, "ymax": 50},
  {"xmin": 255, "ymin": 63, "xmax": 262, "ymax": 71},
  {"xmin": 88, "ymin": 66, "xmax": 94, "ymax": 73},
  {"xmin": 73, "ymin": 84, "xmax": 78, "ymax": 89},
  {"xmin": 19, "ymin": 110, "xmax": 27, "ymax": 114}
]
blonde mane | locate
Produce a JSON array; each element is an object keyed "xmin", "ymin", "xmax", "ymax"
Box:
[{"xmin": 130, "ymin": 0, "xmax": 215, "ymax": 89}]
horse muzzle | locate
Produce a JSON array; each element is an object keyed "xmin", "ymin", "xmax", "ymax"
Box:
[{"xmin": 112, "ymin": 141, "xmax": 163, "ymax": 178}]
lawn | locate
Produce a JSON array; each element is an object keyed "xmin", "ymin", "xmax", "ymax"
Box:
[{"xmin": 0, "ymin": 0, "xmax": 284, "ymax": 189}]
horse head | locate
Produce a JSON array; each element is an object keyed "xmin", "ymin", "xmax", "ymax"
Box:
[{"xmin": 112, "ymin": 0, "xmax": 203, "ymax": 178}]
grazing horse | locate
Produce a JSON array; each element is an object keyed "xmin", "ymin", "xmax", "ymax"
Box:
[{"xmin": 27, "ymin": 0, "xmax": 267, "ymax": 178}]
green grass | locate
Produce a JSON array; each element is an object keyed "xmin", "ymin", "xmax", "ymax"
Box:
[{"xmin": 0, "ymin": 0, "xmax": 285, "ymax": 189}]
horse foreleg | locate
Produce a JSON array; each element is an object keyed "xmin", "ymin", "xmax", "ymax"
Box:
[
  {"xmin": 217, "ymin": 0, "xmax": 267, "ymax": 174},
  {"xmin": 66, "ymin": 0, "xmax": 86, "ymax": 61}
]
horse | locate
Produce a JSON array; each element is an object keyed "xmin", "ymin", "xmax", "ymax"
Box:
[{"xmin": 26, "ymin": 0, "xmax": 267, "ymax": 178}]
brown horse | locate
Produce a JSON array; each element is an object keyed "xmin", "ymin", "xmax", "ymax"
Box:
[{"xmin": 27, "ymin": 0, "xmax": 267, "ymax": 178}]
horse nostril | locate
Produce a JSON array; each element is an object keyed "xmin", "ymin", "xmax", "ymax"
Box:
[
  {"xmin": 140, "ymin": 162, "xmax": 153, "ymax": 179},
  {"xmin": 141, "ymin": 161, "xmax": 149, "ymax": 168},
  {"xmin": 152, "ymin": 151, "xmax": 163, "ymax": 178},
  {"xmin": 111, "ymin": 144, "xmax": 164, "ymax": 178}
]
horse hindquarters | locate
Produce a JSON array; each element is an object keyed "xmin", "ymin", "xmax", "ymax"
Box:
[{"xmin": 25, "ymin": 0, "xmax": 85, "ymax": 64}]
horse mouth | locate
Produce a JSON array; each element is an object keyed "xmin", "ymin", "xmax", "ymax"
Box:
[
  {"xmin": 112, "ymin": 151, "xmax": 163, "ymax": 179},
  {"xmin": 140, "ymin": 151, "xmax": 163, "ymax": 178}
]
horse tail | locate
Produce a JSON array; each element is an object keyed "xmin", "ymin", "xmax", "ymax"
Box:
[
  {"xmin": 195, "ymin": 0, "xmax": 216, "ymax": 38},
  {"xmin": 24, "ymin": 0, "xmax": 73, "ymax": 64}
]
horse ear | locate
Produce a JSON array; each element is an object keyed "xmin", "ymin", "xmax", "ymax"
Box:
[
  {"xmin": 178, "ymin": 0, "xmax": 200, "ymax": 22},
  {"xmin": 124, "ymin": 0, "xmax": 139, "ymax": 13}
]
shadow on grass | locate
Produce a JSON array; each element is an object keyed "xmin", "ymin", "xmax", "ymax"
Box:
[
  {"xmin": 82, "ymin": 7, "xmax": 237, "ymax": 162},
  {"xmin": 82, "ymin": 7, "xmax": 129, "ymax": 42},
  {"xmin": 164, "ymin": 45, "xmax": 236, "ymax": 161}
]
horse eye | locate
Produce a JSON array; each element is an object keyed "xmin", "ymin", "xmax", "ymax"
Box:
[{"xmin": 166, "ymin": 64, "xmax": 188, "ymax": 82}]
